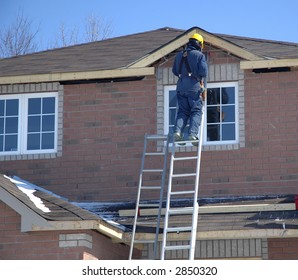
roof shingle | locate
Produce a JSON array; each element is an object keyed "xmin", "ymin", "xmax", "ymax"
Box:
[{"xmin": 0, "ymin": 26, "xmax": 297, "ymax": 80}]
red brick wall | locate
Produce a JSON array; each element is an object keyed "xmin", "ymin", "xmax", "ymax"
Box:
[
  {"xmin": 199, "ymin": 69, "xmax": 298, "ymax": 197},
  {"xmin": 1, "ymin": 65, "xmax": 298, "ymax": 202},
  {"xmin": 0, "ymin": 201, "xmax": 135, "ymax": 260},
  {"xmin": 268, "ymin": 238, "xmax": 298, "ymax": 259},
  {"xmin": 2, "ymin": 77, "xmax": 157, "ymax": 201}
]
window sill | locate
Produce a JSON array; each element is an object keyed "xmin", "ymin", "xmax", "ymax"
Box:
[{"xmin": 0, "ymin": 152, "xmax": 62, "ymax": 161}]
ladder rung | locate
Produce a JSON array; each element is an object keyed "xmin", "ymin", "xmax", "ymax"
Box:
[
  {"xmin": 145, "ymin": 152, "xmax": 165, "ymax": 156},
  {"xmin": 174, "ymin": 139, "xmax": 200, "ymax": 144},
  {"xmin": 170, "ymin": 190, "xmax": 195, "ymax": 195},
  {"xmin": 136, "ymin": 221, "xmax": 157, "ymax": 225},
  {"xmin": 164, "ymin": 245, "xmax": 191, "ymax": 251},
  {"xmin": 166, "ymin": 226, "xmax": 192, "ymax": 233},
  {"xmin": 139, "ymin": 203, "xmax": 160, "ymax": 207},
  {"xmin": 168, "ymin": 207, "xmax": 194, "ymax": 215},
  {"xmin": 188, "ymin": 139, "xmax": 200, "ymax": 143},
  {"xmin": 133, "ymin": 240, "xmax": 155, "ymax": 244},
  {"xmin": 141, "ymin": 186, "xmax": 162, "ymax": 190},
  {"xmin": 174, "ymin": 156, "xmax": 198, "ymax": 161},
  {"xmin": 172, "ymin": 173, "xmax": 196, "ymax": 178},
  {"xmin": 146, "ymin": 134, "xmax": 167, "ymax": 140},
  {"xmin": 143, "ymin": 169, "xmax": 164, "ymax": 173}
]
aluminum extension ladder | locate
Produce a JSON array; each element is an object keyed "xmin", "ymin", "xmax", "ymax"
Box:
[
  {"xmin": 161, "ymin": 106, "xmax": 205, "ymax": 260},
  {"xmin": 129, "ymin": 134, "xmax": 170, "ymax": 260}
]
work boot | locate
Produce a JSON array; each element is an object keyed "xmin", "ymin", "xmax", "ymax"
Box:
[
  {"xmin": 173, "ymin": 132, "xmax": 185, "ymax": 145},
  {"xmin": 188, "ymin": 135, "xmax": 199, "ymax": 146}
]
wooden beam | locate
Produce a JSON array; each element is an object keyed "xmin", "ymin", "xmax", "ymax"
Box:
[
  {"xmin": 96, "ymin": 220, "xmax": 124, "ymax": 241},
  {"xmin": 0, "ymin": 67, "xmax": 155, "ymax": 85},
  {"xmin": 130, "ymin": 27, "xmax": 261, "ymax": 68},
  {"xmin": 119, "ymin": 203, "xmax": 296, "ymax": 217},
  {"xmin": 32, "ymin": 219, "xmax": 124, "ymax": 241},
  {"xmin": 123, "ymin": 227, "xmax": 298, "ymax": 244},
  {"xmin": 32, "ymin": 220, "xmax": 98, "ymax": 231},
  {"xmin": 240, "ymin": 58, "xmax": 298, "ymax": 69},
  {"xmin": 199, "ymin": 203, "xmax": 296, "ymax": 213},
  {"xmin": 191, "ymin": 28, "xmax": 261, "ymax": 61},
  {"xmin": 31, "ymin": 219, "xmax": 125, "ymax": 242}
]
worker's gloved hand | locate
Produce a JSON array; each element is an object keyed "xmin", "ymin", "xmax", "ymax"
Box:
[
  {"xmin": 199, "ymin": 85, "xmax": 206, "ymax": 101},
  {"xmin": 199, "ymin": 80, "xmax": 206, "ymax": 101}
]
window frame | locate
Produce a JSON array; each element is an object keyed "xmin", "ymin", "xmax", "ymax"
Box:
[
  {"xmin": 205, "ymin": 82, "xmax": 239, "ymax": 145},
  {"xmin": 164, "ymin": 82, "xmax": 239, "ymax": 146},
  {"xmin": 0, "ymin": 92, "xmax": 58, "ymax": 155}
]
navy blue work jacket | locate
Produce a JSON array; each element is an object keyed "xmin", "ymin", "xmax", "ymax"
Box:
[{"xmin": 172, "ymin": 46, "xmax": 208, "ymax": 93}]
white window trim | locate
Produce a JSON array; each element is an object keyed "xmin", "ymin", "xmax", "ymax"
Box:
[
  {"xmin": 0, "ymin": 92, "xmax": 58, "ymax": 156},
  {"xmin": 163, "ymin": 85, "xmax": 175, "ymax": 135},
  {"xmin": 204, "ymin": 82, "xmax": 239, "ymax": 146},
  {"xmin": 164, "ymin": 82, "xmax": 239, "ymax": 146}
]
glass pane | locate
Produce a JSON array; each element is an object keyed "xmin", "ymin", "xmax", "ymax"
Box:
[
  {"xmin": 28, "ymin": 98, "xmax": 41, "ymax": 114},
  {"xmin": 207, "ymin": 106, "xmax": 220, "ymax": 124},
  {"xmin": 222, "ymin": 105, "xmax": 235, "ymax": 122},
  {"xmin": 207, "ymin": 124, "xmax": 220, "ymax": 141},
  {"xmin": 6, "ymin": 99, "xmax": 18, "ymax": 116},
  {"xmin": 169, "ymin": 90, "xmax": 177, "ymax": 107},
  {"xmin": 222, "ymin": 87, "xmax": 235, "ymax": 104},
  {"xmin": 42, "ymin": 97, "xmax": 55, "ymax": 114},
  {"xmin": 5, "ymin": 117, "xmax": 18, "ymax": 133},
  {"xmin": 5, "ymin": 135, "xmax": 17, "ymax": 151},
  {"xmin": 207, "ymin": 88, "xmax": 220, "ymax": 105},
  {"xmin": 0, "ymin": 136, "xmax": 3, "ymax": 151},
  {"xmin": 0, "ymin": 118, "xmax": 3, "ymax": 134},
  {"xmin": 42, "ymin": 115, "xmax": 55, "ymax": 131},
  {"xmin": 222, "ymin": 124, "xmax": 235, "ymax": 140},
  {"xmin": 27, "ymin": 133, "xmax": 40, "ymax": 150},
  {"xmin": 42, "ymin": 132, "xmax": 54, "ymax": 149},
  {"xmin": 28, "ymin": 116, "xmax": 41, "ymax": 132},
  {"xmin": 0, "ymin": 101, "xmax": 4, "ymax": 116},
  {"xmin": 169, "ymin": 108, "xmax": 176, "ymax": 126}
]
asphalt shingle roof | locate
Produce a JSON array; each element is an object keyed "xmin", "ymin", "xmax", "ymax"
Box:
[
  {"xmin": 0, "ymin": 27, "xmax": 183, "ymax": 77},
  {"xmin": 0, "ymin": 174, "xmax": 98, "ymax": 221},
  {"xmin": 1, "ymin": 174, "xmax": 298, "ymax": 241},
  {"xmin": 219, "ymin": 34, "xmax": 298, "ymax": 59},
  {"xmin": 0, "ymin": 27, "xmax": 298, "ymax": 79}
]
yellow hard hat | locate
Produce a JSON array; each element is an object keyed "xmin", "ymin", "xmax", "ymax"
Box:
[{"xmin": 190, "ymin": 33, "xmax": 204, "ymax": 48}]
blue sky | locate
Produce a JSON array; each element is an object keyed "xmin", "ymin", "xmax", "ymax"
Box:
[{"xmin": 1, "ymin": 0, "xmax": 298, "ymax": 50}]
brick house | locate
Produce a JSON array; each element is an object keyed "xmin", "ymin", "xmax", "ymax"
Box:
[{"xmin": 0, "ymin": 26, "xmax": 298, "ymax": 259}]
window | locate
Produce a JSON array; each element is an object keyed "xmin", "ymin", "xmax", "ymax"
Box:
[
  {"xmin": 206, "ymin": 82, "xmax": 238, "ymax": 144},
  {"xmin": 0, "ymin": 99, "xmax": 19, "ymax": 152},
  {"xmin": 164, "ymin": 82, "xmax": 238, "ymax": 145},
  {"xmin": 0, "ymin": 92, "xmax": 58, "ymax": 155}
]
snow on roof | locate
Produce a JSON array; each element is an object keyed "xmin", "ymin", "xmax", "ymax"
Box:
[{"xmin": 5, "ymin": 175, "xmax": 51, "ymax": 213}]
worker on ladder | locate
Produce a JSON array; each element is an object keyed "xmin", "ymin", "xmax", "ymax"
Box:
[{"xmin": 172, "ymin": 33, "xmax": 208, "ymax": 146}]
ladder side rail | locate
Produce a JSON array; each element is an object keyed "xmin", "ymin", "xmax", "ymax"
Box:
[
  {"xmin": 189, "ymin": 104, "xmax": 205, "ymax": 260},
  {"xmin": 129, "ymin": 134, "xmax": 148, "ymax": 260},
  {"xmin": 153, "ymin": 133, "xmax": 170, "ymax": 259},
  {"xmin": 161, "ymin": 137, "xmax": 176, "ymax": 260}
]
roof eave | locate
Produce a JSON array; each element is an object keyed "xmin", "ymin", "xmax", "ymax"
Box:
[
  {"xmin": 32, "ymin": 219, "xmax": 124, "ymax": 241},
  {"xmin": 0, "ymin": 67, "xmax": 155, "ymax": 85},
  {"xmin": 0, "ymin": 187, "xmax": 51, "ymax": 232},
  {"xmin": 123, "ymin": 228, "xmax": 298, "ymax": 244},
  {"xmin": 0, "ymin": 185, "xmax": 125, "ymax": 241},
  {"xmin": 240, "ymin": 58, "xmax": 298, "ymax": 69}
]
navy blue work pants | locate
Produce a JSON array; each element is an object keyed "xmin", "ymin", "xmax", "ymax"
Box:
[{"xmin": 174, "ymin": 90, "xmax": 203, "ymax": 137}]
